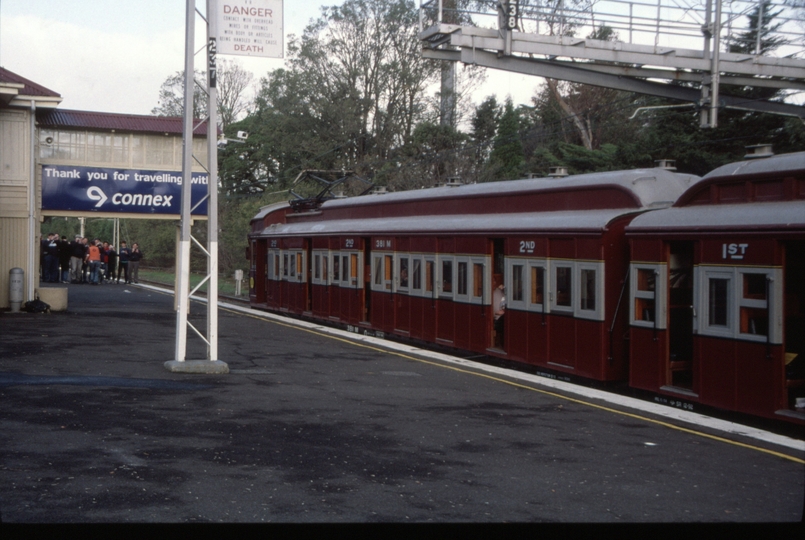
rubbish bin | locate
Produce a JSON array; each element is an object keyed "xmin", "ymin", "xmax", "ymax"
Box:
[{"xmin": 9, "ymin": 267, "xmax": 23, "ymax": 313}]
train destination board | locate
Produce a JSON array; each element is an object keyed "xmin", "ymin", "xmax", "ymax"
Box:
[{"xmin": 216, "ymin": 0, "xmax": 283, "ymax": 58}]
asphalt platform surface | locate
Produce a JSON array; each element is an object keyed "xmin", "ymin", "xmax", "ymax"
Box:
[{"xmin": 0, "ymin": 282, "xmax": 803, "ymax": 524}]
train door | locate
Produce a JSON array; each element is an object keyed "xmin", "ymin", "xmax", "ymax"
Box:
[
  {"xmin": 363, "ymin": 238, "xmax": 371, "ymax": 322},
  {"xmin": 250, "ymin": 239, "xmax": 266, "ymax": 304},
  {"xmin": 422, "ymin": 255, "xmax": 437, "ymax": 343},
  {"xmin": 667, "ymin": 241, "xmax": 695, "ymax": 389},
  {"xmin": 784, "ymin": 240, "xmax": 805, "ymax": 411},
  {"xmin": 305, "ymin": 239, "xmax": 313, "ymax": 312},
  {"xmin": 491, "ymin": 238, "xmax": 506, "ymax": 351},
  {"xmin": 436, "ymin": 237, "xmax": 455, "ymax": 343},
  {"xmin": 395, "ymin": 238, "xmax": 411, "ymax": 334}
]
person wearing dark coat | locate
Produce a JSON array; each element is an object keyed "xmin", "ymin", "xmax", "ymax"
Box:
[
  {"xmin": 129, "ymin": 243, "xmax": 144, "ymax": 284},
  {"xmin": 117, "ymin": 241, "xmax": 131, "ymax": 284},
  {"xmin": 58, "ymin": 235, "xmax": 72, "ymax": 283},
  {"xmin": 69, "ymin": 235, "xmax": 86, "ymax": 284}
]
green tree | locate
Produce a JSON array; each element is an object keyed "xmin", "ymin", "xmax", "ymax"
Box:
[
  {"xmin": 230, "ymin": 0, "xmax": 439, "ymax": 194},
  {"xmin": 490, "ymin": 99, "xmax": 525, "ymax": 179},
  {"xmin": 470, "ymin": 96, "xmax": 501, "ymax": 168}
]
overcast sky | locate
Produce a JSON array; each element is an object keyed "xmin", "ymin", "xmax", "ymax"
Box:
[{"xmin": 0, "ymin": 0, "xmax": 538, "ymax": 116}]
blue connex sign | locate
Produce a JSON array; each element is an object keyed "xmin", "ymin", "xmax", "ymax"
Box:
[{"xmin": 41, "ymin": 165, "xmax": 209, "ymax": 216}]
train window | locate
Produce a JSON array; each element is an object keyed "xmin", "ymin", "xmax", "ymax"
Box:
[
  {"xmin": 322, "ymin": 254, "xmax": 329, "ymax": 284},
  {"xmin": 289, "ymin": 253, "xmax": 297, "ymax": 278},
  {"xmin": 708, "ymin": 278, "xmax": 730, "ymax": 327},
  {"xmin": 412, "ymin": 258, "xmax": 422, "ymax": 292},
  {"xmin": 696, "ymin": 266, "xmax": 782, "ymax": 343},
  {"xmin": 385, "ymin": 255, "xmax": 394, "ymax": 291},
  {"xmin": 440, "ymin": 258, "xmax": 453, "ymax": 297},
  {"xmin": 580, "ymin": 269, "xmax": 596, "ymax": 311},
  {"xmin": 342, "ymin": 255, "xmax": 350, "ymax": 286},
  {"xmin": 399, "ymin": 257, "xmax": 410, "ymax": 290},
  {"xmin": 530, "ymin": 266, "xmax": 544, "ymax": 306},
  {"xmin": 425, "ymin": 260, "xmax": 435, "ymax": 295},
  {"xmin": 743, "ymin": 273, "xmax": 767, "ymax": 300},
  {"xmin": 372, "ymin": 256, "xmax": 381, "ymax": 286},
  {"xmin": 576, "ymin": 262, "xmax": 605, "ymax": 320},
  {"xmin": 473, "ymin": 263, "xmax": 484, "ymax": 299},
  {"xmin": 457, "ymin": 261, "xmax": 468, "ymax": 296},
  {"xmin": 504, "ymin": 258, "xmax": 526, "ymax": 311},
  {"xmin": 740, "ymin": 272, "xmax": 769, "ymax": 337},
  {"xmin": 635, "ymin": 269, "xmax": 655, "ymax": 322},
  {"xmin": 512, "ymin": 264, "xmax": 524, "ymax": 302},
  {"xmin": 274, "ymin": 253, "xmax": 280, "ymax": 280},
  {"xmin": 696, "ymin": 268, "xmax": 734, "ymax": 339},
  {"xmin": 553, "ymin": 264, "xmax": 573, "ymax": 311},
  {"xmin": 630, "ymin": 264, "xmax": 666, "ymax": 329},
  {"xmin": 283, "ymin": 253, "xmax": 289, "ymax": 278},
  {"xmin": 638, "ymin": 269, "xmax": 655, "ymax": 292},
  {"xmin": 297, "ymin": 253, "xmax": 304, "ymax": 281},
  {"xmin": 311, "ymin": 250, "xmax": 328, "ymax": 285},
  {"xmin": 350, "ymin": 253, "xmax": 359, "ymax": 287},
  {"xmin": 333, "ymin": 254, "xmax": 341, "ymax": 282}
]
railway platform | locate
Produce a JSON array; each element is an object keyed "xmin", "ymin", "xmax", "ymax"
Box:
[{"xmin": 0, "ymin": 282, "xmax": 803, "ymax": 524}]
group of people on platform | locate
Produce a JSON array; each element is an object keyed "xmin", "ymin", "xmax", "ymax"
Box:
[{"xmin": 41, "ymin": 233, "xmax": 144, "ymax": 286}]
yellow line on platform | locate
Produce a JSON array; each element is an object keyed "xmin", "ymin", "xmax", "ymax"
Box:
[{"xmin": 221, "ymin": 305, "xmax": 805, "ymax": 466}]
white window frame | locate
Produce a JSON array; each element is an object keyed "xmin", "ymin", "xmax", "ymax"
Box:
[
  {"xmin": 396, "ymin": 252, "xmax": 411, "ymax": 294},
  {"xmin": 341, "ymin": 251, "xmax": 363, "ymax": 289},
  {"xmin": 268, "ymin": 248, "xmax": 282, "ymax": 282},
  {"xmin": 370, "ymin": 252, "xmax": 394, "ymax": 292},
  {"xmin": 340, "ymin": 253, "xmax": 350, "ymax": 287},
  {"xmin": 286, "ymin": 249, "xmax": 306, "ymax": 283},
  {"xmin": 312, "ymin": 249, "xmax": 330, "ymax": 286},
  {"xmin": 469, "ymin": 256, "xmax": 490, "ymax": 306},
  {"xmin": 629, "ymin": 263, "xmax": 667, "ymax": 329},
  {"xmin": 424, "ymin": 255, "xmax": 437, "ymax": 300},
  {"xmin": 576, "ymin": 261, "xmax": 605, "ymax": 321},
  {"xmin": 550, "ymin": 259, "xmax": 575, "ymax": 315},
  {"xmin": 332, "ymin": 251, "xmax": 342, "ymax": 284},
  {"xmin": 410, "ymin": 254, "xmax": 424, "ymax": 297},
  {"xmin": 371, "ymin": 253, "xmax": 383, "ymax": 292},
  {"xmin": 506, "ymin": 257, "xmax": 528, "ymax": 311},
  {"xmin": 696, "ymin": 266, "xmax": 736, "ymax": 340},
  {"xmin": 526, "ymin": 259, "xmax": 549, "ymax": 314},
  {"xmin": 438, "ymin": 254, "xmax": 454, "ymax": 299},
  {"xmin": 695, "ymin": 265, "xmax": 782, "ymax": 343},
  {"xmin": 455, "ymin": 256, "xmax": 471, "ymax": 304}
]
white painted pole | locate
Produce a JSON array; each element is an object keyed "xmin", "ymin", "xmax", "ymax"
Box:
[
  {"xmin": 207, "ymin": 0, "xmax": 219, "ymax": 362},
  {"xmin": 710, "ymin": 0, "xmax": 722, "ymax": 128},
  {"xmin": 175, "ymin": 0, "xmax": 195, "ymax": 363}
]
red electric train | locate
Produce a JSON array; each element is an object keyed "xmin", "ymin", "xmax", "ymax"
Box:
[{"xmin": 248, "ymin": 151, "xmax": 805, "ymax": 425}]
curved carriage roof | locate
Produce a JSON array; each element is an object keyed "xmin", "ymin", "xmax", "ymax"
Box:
[
  {"xmin": 251, "ymin": 168, "xmax": 701, "ymax": 236},
  {"xmin": 626, "ymin": 200, "xmax": 804, "ymax": 233},
  {"xmin": 318, "ymin": 168, "xmax": 700, "ymax": 213},
  {"xmin": 260, "ymin": 208, "xmax": 647, "ymax": 237},
  {"xmin": 702, "ymin": 151, "xmax": 805, "ymax": 180},
  {"xmin": 627, "ymin": 152, "xmax": 805, "ymax": 233}
]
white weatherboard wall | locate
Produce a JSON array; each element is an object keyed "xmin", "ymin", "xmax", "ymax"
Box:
[{"xmin": 0, "ymin": 108, "xmax": 35, "ymax": 308}]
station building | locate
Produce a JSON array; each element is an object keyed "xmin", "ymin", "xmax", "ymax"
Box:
[{"xmin": 0, "ymin": 67, "xmax": 210, "ymax": 309}]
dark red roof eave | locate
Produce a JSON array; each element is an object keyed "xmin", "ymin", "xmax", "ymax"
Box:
[
  {"xmin": 36, "ymin": 108, "xmax": 217, "ymax": 136},
  {"xmin": 0, "ymin": 67, "xmax": 61, "ymax": 98}
]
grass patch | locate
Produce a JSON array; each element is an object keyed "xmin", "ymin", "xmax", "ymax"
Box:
[{"xmin": 139, "ymin": 267, "xmax": 247, "ymax": 298}]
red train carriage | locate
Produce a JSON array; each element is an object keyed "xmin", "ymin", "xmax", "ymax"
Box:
[
  {"xmin": 249, "ymin": 167, "xmax": 698, "ymax": 383},
  {"xmin": 626, "ymin": 151, "xmax": 805, "ymax": 423}
]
